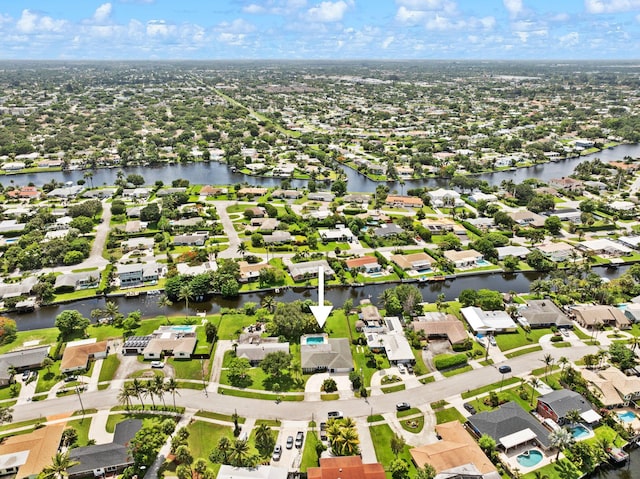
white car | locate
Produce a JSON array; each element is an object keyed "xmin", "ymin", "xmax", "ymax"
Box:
[
  {"xmin": 151, "ymin": 361, "xmax": 165, "ymax": 368},
  {"xmin": 397, "ymin": 363, "xmax": 407, "ymax": 374}
]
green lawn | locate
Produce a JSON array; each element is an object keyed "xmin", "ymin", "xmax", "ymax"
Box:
[
  {"xmin": 495, "ymin": 327, "xmax": 553, "ymax": 351},
  {"xmin": 400, "ymin": 416, "xmax": 424, "ymax": 433},
  {"xmin": 167, "ymin": 357, "xmax": 211, "ymax": 381},
  {"xmin": 98, "ymin": 354, "xmax": 120, "ymax": 383},
  {"xmin": 65, "ymin": 417, "xmax": 93, "ymax": 446},
  {"xmin": 434, "ymin": 407, "xmax": 466, "ymax": 424},
  {"xmin": 324, "ymin": 310, "xmax": 352, "ymax": 339},
  {"xmin": 194, "ymin": 411, "xmax": 245, "ymax": 423},
  {"xmin": 300, "ymin": 430, "xmax": 323, "ymax": 472},
  {"xmin": 220, "ymin": 367, "xmax": 304, "ymax": 392},
  {"xmin": 505, "ymin": 345, "xmax": 543, "ymax": 358},
  {"xmin": 381, "ymin": 384, "xmax": 405, "ymax": 394},
  {"xmin": 0, "ymin": 328, "xmax": 59, "ymax": 354},
  {"xmin": 470, "ymin": 384, "xmax": 538, "ymax": 414},
  {"xmin": 216, "ymin": 313, "xmax": 256, "ymax": 340},
  {"xmin": 370, "ymin": 423, "xmax": 417, "ymax": 479},
  {"xmin": 441, "ymin": 365, "xmax": 473, "ymax": 377},
  {"xmin": 352, "ymin": 347, "xmax": 389, "ymax": 387},
  {"xmin": 35, "ymin": 361, "xmax": 63, "ymax": 393},
  {"xmin": 187, "ymin": 420, "xmax": 235, "ymax": 476},
  {"xmin": 217, "ymin": 387, "xmax": 304, "ymax": 401},
  {"xmin": 461, "ymin": 377, "xmax": 520, "ymax": 399}
]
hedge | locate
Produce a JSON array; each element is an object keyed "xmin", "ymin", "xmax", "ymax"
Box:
[
  {"xmin": 434, "ymin": 353, "xmax": 468, "ymax": 370},
  {"xmin": 461, "ymin": 221, "xmax": 482, "ymax": 237}
]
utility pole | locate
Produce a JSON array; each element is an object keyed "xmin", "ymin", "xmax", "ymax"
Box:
[{"xmin": 75, "ymin": 384, "xmax": 85, "ymax": 416}]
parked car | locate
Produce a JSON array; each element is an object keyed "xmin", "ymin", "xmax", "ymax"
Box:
[
  {"xmin": 295, "ymin": 431, "xmax": 304, "ymax": 448},
  {"xmin": 560, "ymin": 329, "xmax": 570, "ymax": 337},
  {"xmin": 64, "ymin": 375, "xmax": 78, "ymax": 383},
  {"xmin": 397, "ymin": 363, "xmax": 407, "ymax": 374},
  {"xmin": 328, "ymin": 411, "xmax": 343, "ymax": 419},
  {"xmin": 272, "ymin": 445, "xmax": 282, "ymax": 461},
  {"xmin": 498, "ymin": 365, "xmax": 512, "ymax": 374},
  {"xmin": 406, "ymin": 364, "xmax": 414, "ymax": 374},
  {"xmin": 286, "ymin": 436, "xmax": 294, "ymax": 449},
  {"xmin": 396, "ymin": 402, "xmax": 411, "ymax": 411},
  {"xmin": 151, "ymin": 361, "xmax": 165, "ymax": 368},
  {"xmin": 489, "ymin": 336, "xmax": 497, "ymax": 346},
  {"xmin": 21, "ymin": 371, "xmax": 30, "ymax": 381},
  {"xmin": 463, "ymin": 402, "xmax": 477, "ymax": 414}
]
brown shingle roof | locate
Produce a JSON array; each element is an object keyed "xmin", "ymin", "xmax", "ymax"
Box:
[{"xmin": 60, "ymin": 341, "xmax": 109, "ymax": 372}]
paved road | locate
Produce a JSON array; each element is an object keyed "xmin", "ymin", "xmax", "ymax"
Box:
[
  {"xmin": 211, "ymin": 200, "xmax": 242, "ymax": 259},
  {"xmin": 11, "ymin": 343, "xmax": 597, "ymax": 424}
]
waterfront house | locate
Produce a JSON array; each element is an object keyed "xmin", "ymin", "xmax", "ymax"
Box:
[
  {"xmin": 460, "ymin": 307, "xmax": 517, "ymax": 334},
  {"xmin": 237, "ymin": 187, "xmax": 267, "ymax": 198},
  {"xmin": 578, "ymin": 238, "xmax": 632, "ymax": 258},
  {"xmin": 365, "ymin": 317, "xmax": 414, "ymax": 365},
  {"xmin": 271, "ymin": 189, "xmax": 303, "ymax": 199},
  {"xmin": 54, "ymin": 271, "xmax": 101, "ymax": 292},
  {"xmin": 496, "ymin": 245, "xmax": 530, "ymax": 260},
  {"xmin": 390, "ymin": 252, "xmax": 435, "ymax": 272},
  {"xmin": 116, "ymin": 263, "xmax": 162, "ymax": 288},
  {"xmin": 582, "ymin": 367, "xmax": 640, "ymax": 407},
  {"xmin": 519, "ymin": 299, "xmax": 572, "ymax": 329},
  {"xmin": 535, "ymin": 242, "xmax": 575, "ymax": 262},
  {"xmin": 428, "ymin": 188, "xmax": 463, "ymax": 207},
  {"xmin": 0, "ymin": 346, "xmax": 50, "ymax": 386},
  {"xmin": 300, "ymin": 334, "xmax": 353, "ymax": 373},
  {"xmin": 288, "ymin": 260, "xmax": 335, "ymax": 282},
  {"xmin": 411, "ymin": 312, "xmax": 469, "ymax": 345},
  {"xmin": 235, "ymin": 336, "xmax": 290, "ymax": 365},
  {"xmin": 410, "ymin": 421, "xmax": 498, "ymax": 479},
  {"xmin": 385, "ymin": 195, "xmax": 423, "ymax": 208},
  {"xmin": 507, "ymin": 210, "xmax": 546, "ymax": 227},
  {"xmin": 549, "ymin": 177, "xmax": 583, "ymax": 192},
  {"xmin": 536, "ymin": 389, "xmax": 600, "ymax": 426},
  {"xmin": 307, "ymin": 457, "xmax": 385, "ymax": 479},
  {"xmin": 467, "ymin": 402, "xmax": 552, "ymax": 452},
  {"xmin": 569, "ymin": 304, "xmax": 631, "ymax": 330},
  {"xmin": 60, "ymin": 339, "xmax": 109, "ymax": 374},
  {"xmin": 443, "ymin": 249, "xmax": 483, "ymax": 269},
  {"xmin": 345, "ymin": 256, "xmax": 381, "ymax": 273},
  {"xmin": 307, "ymin": 192, "xmax": 335, "ymax": 202},
  {"xmin": 238, "ymin": 261, "xmax": 273, "ymax": 282}
]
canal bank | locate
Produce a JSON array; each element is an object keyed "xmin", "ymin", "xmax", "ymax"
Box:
[{"xmin": 7, "ymin": 264, "xmax": 630, "ymax": 331}]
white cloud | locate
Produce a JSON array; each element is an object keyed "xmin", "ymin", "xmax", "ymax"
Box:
[
  {"xmin": 217, "ymin": 32, "xmax": 247, "ymax": 46},
  {"xmin": 549, "ymin": 12, "xmax": 570, "ymax": 22},
  {"xmin": 16, "ymin": 9, "xmax": 67, "ymax": 34},
  {"xmin": 243, "ymin": 4, "xmax": 265, "ymax": 14},
  {"xmin": 217, "ymin": 18, "xmax": 256, "ymax": 34},
  {"xmin": 559, "ymin": 31, "xmax": 579, "ymax": 46},
  {"xmin": 382, "ymin": 36, "xmax": 394, "ymax": 49},
  {"xmin": 503, "ymin": 0, "xmax": 524, "ymax": 18},
  {"xmin": 146, "ymin": 20, "xmax": 175, "ymax": 37},
  {"xmin": 244, "ymin": 0, "xmax": 307, "ymax": 15},
  {"xmin": 396, "ymin": 6, "xmax": 427, "ymax": 23},
  {"xmin": 307, "ymin": 1, "xmax": 350, "ymax": 22},
  {"xmin": 93, "ymin": 3, "xmax": 113, "ymax": 23},
  {"xmin": 585, "ymin": 0, "xmax": 640, "ymax": 14},
  {"xmin": 396, "ymin": 0, "xmax": 455, "ymax": 11}
]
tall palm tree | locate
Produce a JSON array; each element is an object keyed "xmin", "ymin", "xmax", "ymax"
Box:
[
  {"xmin": 549, "ymin": 427, "xmax": 575, "ymax": 461},
  {"xmin": 558, "ymin": 356, "xmax": 569, "ymax": 372},
  {"xmin": 144, "ymin": 380, "xmax": 157, "ymax": 408},
  {"xmin": 131, "ymin": 378, "xmax": 146, "ymax": 408},
  {"xmin": 529, "ymin": 377, "xmax": 541, "ymax": 406},
  {"xmin": 104, "ymin": 301, "xmax": 119, "ymax": 322},
  {"xmin": 629, "ymin": 336, "xmax": 640, "ymax": 352},
  {"xmin": 178, "ymin": 285, "xmax": 193, "ymax": 319},
  {"xmin": 118, "ymin": 383, "xmax": 135, "ymax": 411},
  {"xmin": 154, "ymin": 375, "xmax": 166, "ymax": 407},
  {"xmin": 217, "ymin": 437, "xmax": 232, "ymax": 464},
  {"xmin": 254, "ymin": 424, "xmax": 273, "ymax": 457},
  {"xmin": 237, "ymin": 242, "xmax": 247, "ymax": 257},
  {"xmin": 41, "ymin": 452, "xmax": 80, "ymax": 479},
  {"xmin": 261, "ymin": 295, "xmax": 275, "ymax": 313},
  {"xmin": 230, "ymin": 439, "xmax": 251, "ymax": 467},
  {"xmin": 157, "ymin": 294, "xmax": 173, "ymax": 321},
  {"xmin": 542, "ymin": 354, "xmax": 554, "ymax": 380},
  {"xmin": 165, "ymin": 378, "xmax": 180, "ymax": 408}
]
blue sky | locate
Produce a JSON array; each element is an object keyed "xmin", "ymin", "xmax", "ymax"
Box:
[{"xmin": 0, "ymin": 0, "xmax": 638, "ymax": 60}]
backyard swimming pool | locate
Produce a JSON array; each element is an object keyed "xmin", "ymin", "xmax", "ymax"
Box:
[
  {"xmin": 571, "ymin": 425, "xmax": 591, "ymax": 439},
  {"xmin": 303, "ymin": 335, "xmax": 327, "ymax": 345},
  {"xmin": 618, "ymin": 411, "xmax": 637, "ymax": 423},
  {"xmin": 516, "ymin": 449, "xmax": 543, "ymax": 468}
]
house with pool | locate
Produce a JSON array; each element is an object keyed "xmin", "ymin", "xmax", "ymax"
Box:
[
  {"xmin": 121, "ymin": 325, "xmax": 198, "ymax": 359},
  {"xmin": 300, "ymin": 334, "xmax": 353, "ymax": 374},
  {"xmin": 536, "ymin": 389, "xmax": 600, "ymax": 426}
]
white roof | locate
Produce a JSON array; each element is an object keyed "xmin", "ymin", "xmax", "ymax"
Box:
[
  {"xmin": 579, "ymin": 239, "xmax": 631, "ymax": 253},
  {"xmin": 461, "ymin": 307, "xmax": 517, "ymax": 333},
  {"xmin": 216, "ymin": 465, "xmax": 289, "ymax": 479},
  {"xmin": 500, "ymin": 428, "xmax": 537, "ymax": 449},
  {"xmin": 580, "ymin": 409, "xmax": 602, "ymax": 423}
]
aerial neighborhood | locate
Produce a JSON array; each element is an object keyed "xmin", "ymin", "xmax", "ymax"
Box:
[{"xmin": 0, "ymin": 62, "xmax": 638, "ymax": 479}]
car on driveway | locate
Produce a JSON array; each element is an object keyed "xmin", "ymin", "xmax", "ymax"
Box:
[
  {"xmin": 397, "ymin": 363, "xmax": 407, "ymax": 374},
  {"xmin": 295, "ymin": 431, "xmax": 304, "ymax": 448},
  {"xmin": 489, "ymin": 336, "xmax": 497, "ymax": 346},
  {"xmin": 560, "ymin": 328, "xmax": 569, "ymax": 337},
  {"xmin": 463, "ymin": 402, "xmax": 477, "ymax": 414},
  {"xmin": 272, "ymin": 445, "xmax": 282, "ymax": 461},
  {"xmin": 406, "ymin": 364, "xmax": 414, "ymax": 374},
  {"xmin": 22, "ymin": 371, "xmax": 30, "ymax": 381},
  {"xmin": 286, "ymin": 436, "xmax": 294, "ymax": 449},
  {"xmin": 498, "ymin": 365, "xmax": 512, "ymax": 374},
  {"xmin": 151, "ymin": 361, "xmax": 165, "ymax": 368},
  {"xmin": 396, "ymin": 402, "xmax": 411, "ymax": 411}
]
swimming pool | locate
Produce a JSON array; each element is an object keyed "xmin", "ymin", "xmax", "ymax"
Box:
[
  {"xmin": 304, "ymin": 335, "xmax": 326, "ymax": 345},
  {"xmin": 476, "ymin": 259, "xmax": 492, "ymax": 266},
  {"xmin": 368, "ymin": 272, "xmax": 384, "ymax": 277},
  {"xmin": 571, "ymin": 425, "xmax": 590, "ymax": 439},
  {"xmin": 516, "ymin": 449, "xmax": 543, "ymax": 468},
  {"xmin": 618, "ymin": 411, "xmax": 637, "ymax": 423}
]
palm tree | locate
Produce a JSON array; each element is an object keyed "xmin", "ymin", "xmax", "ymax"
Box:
[
  {"xmin": 165, "ymin": 378, "xmax": 180, "ymax": 408},
  {"xmin": 254, "ymin": 423, "xmax": 273, "ymax": 457},
  {"xmin": 154, "ymin": 375, "xmax": 166, "ymax": 407},
  {"xmin": 558, "ymin": 356, "xmax": 569, "ymax": 372},
  {"xmin": 542, "ymin": 354, "xmax": 554, "ymax": 380},
  {"xmin": 629, "ymin": 336, "xmax": 640, "ymax": 352},
  {"xmin": 157, "ymin": 294, "xmax": 173, "ymax": 321},
  {"xmin": 337, "ymin": 426, "xmax": 360, "ymax": 456},
  {"xmin": 131, "ymin": 378, "xmax": 146, "ymax": 408},
  {"xmin": 326, "ymin": 421, "xmax": 343, "ymax": 453},
  {"xmin": 565, "ymin": 409, "xmax": 582, "ymax": 426},
  {"xmin": 178, "ymin": 285, "xmax": 193, "ymax": 319},
  {"xmin": 104, "ymin": 301, "xmax": 119, "ymax": 322},
  {"xmin": 230, "ymin": 439, "xmax": 251, "ymax": 467},
  {"xmin": 237, "ymin": 242, "xmax": 247, "ymax": 257},
  {"xmin": 216, "ymin": 436, "xmax": 232, "ymax": 464},
  {"xmin": 261, "ymin": 295, "xmax": 275, "ymax": 313},
  {"xmin": 144, "ymin": 380, "xmax": 157, "ymax": 408},
  {"xmin": 549, "ymin": 427, "xmax": 575, "ymax": 461},
  {"xmin": 41, "ymin": 452, "xmax": 80, "ymax": 479},
  {"xmin": 529, "ymin": 377, "xmax": 541, "ymax": 405},
  {"xmin": 118, "ymin": 383, "xmax": 135, "ymax": 410},
  {"xmin": 533, "ymin": 471, "xmax": 550, "ymax": 479}
]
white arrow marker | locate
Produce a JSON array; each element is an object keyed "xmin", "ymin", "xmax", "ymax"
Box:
[{"xmin": 310, "ymin": 265, "xmax": 333, "ymax": 328}]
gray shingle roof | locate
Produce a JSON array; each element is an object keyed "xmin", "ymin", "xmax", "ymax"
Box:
[{"xmin": 536, "ymin": 389, "xmax": 593, "ymax": 419}]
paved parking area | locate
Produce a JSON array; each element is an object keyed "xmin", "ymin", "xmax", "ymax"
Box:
[{"xmin": 273, "ymin": 421, "xmax": 306, "ymax": 471}]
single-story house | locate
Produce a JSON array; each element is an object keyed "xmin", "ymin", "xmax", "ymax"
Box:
[
  {"xmin": 142, "ymin": 325, "xmax": 197, "ymax": 359},
  {"xmin": 319, "ymin": 226, "xmax": 354, "ymax": 243},
  {"xmin": 443, "ymin": 249, "xmax": 484, "ymax": 269},
  {"xmin": 121, "ymin": 237, "xmax": 154, "ymax": 252},
  {"xmin": 54, "ymin": 271, "xmax": 100, "ymax": 292},
  {"xmin": 410, "ymin": 421, "xmax": 498, "ymax": 479},
  {"xmin": 343, "ymin": 193, "xmax": 370, "ymax": 205},
  {"xmin": 583, "ymin": 367, "xmax": 640, "ymax": 406},
  {"xmin": 122, "ymin": 187, "xmax": 152, "ymax": 198},
  {"xmin": 536, "ymin": 389, "xmax": 600, "ymax": 426},
  {"xmin": 235, "ymin": 338, "xmax": 290, "ymax": 365},
  {"xmin": 237, "ymin": 187, "xmax": 268, "ymax": 197},
  {"xmin": 428, "ymin": 188, "xmax": 463, "ymax": 207},
  {"xmin": 460, "ymin": 307, "xmax": 517, "ymax": 334},
  {"xmin": 569, "ymin": 305, "xmax": 631, "ymax": 330},
  {"xmin": 385, "ymin": 195, "xmax": 423, "ymax": 208},
  {"xmin": 0, "ymin": 220, "xmax": 26, "ymax": 234},
  {"xmin": 173, "ymin": 233, "xmax": 208, "ymax": 246},
  {"xmin": 60, "ymin": 339, "xmax": 109, "ymax": 374},
  {"xmin": 421, "ymin": 218, "xmax": 466, "ymax": 235},
  {"xmin": 68, "ymin": 419, "xmax": 142, "ymax": 479},
  {"xmin": 124, "ymin": 220, "xmax": 145, "ymax": 233},
  {"xmin": 307, "ymin": 456, "xmax": 385, "ymax": 479},
  {"xmin": 549, "ymin": 177, "xmax": 583, "ymax": 192},
  {"xmin": 535, "ymin": 242, "xmax": 575, "ymax": 262},
  {"xmin": 46, "ymin": 185, "xmax": 83, "ymax": 198},
  {"xmin": 200, "ymin": 185, "xmax": 227, "ymax": 196},
  {"xmin": 263, "ymin": 231, "xmax": 292, "ymax": 245},
  {"xmin": 624, "ymin": 303, "xmax": 640, "ymax": 323},
  {"xmin": 618, "ymin": 236, "xmax": 640, "ymax": 250},
  {"xmin": 578, "ymin": 239, "xmax": 632, "ymax": 258},
  {"xmin": 155, "ymin": 187, "xmax": 187, "ymax": 197},
  {"xmin": 496, "ymin": 245, "xmax": 530, "ymax": 260},
  {"xmin": 307, "ymin": 192, "xmax": 335, "ymax": 202},
  {"xmin": 468, "ymin": 191, "xmax": 498, "ymax": 203},
  {"xmin": 466, "ymin": 401, "xmax": 551, "ymax": 452},
  {"xmin": 216, "ymin": 465, "xmax": 289, "ymax": 479},
  {"xmin": 6, "ymin": 186, "xmax": 40, "ymax": 200},
  {"xmin": 390, "ymin": 252, "xmax": 435, "ymax": 272},
  {"xmin": 0, "ymin": 277, "xmax": 38, "ymax": 300},
  {"xmin": 300, "ymin": 334, "xmax": 353, "ymax": 373},
  {"xmin": 122, "ymin": 336, "xmax": 152, "ymax": 355},
  {"xmin": 507, "ymin": 210, "xmax": 546, "ymax": 227},
  {"xmin": 365, "ymin": 317, "xmax": 415, "ymax": 365},
  {"xmin": 373, "ymin": 223, "xmax": 405, "ymax": 238},
  {"xmin": 412, "ymin": 313, "xmax": 469, "ymax": 345},
  {"xmin": 519, "ymin": 300, "xmax": 572, "ymax": 329},
  {"xmin": 288, "ymin": 260, "xmax": 335, "ymax": 282},
  {"xmin": 238, "ymin": 261, "xmax": 273, "ymax": 282},
  {"xmin": 0, "ymin": 424, "xmax": 64, "ymax": 478},
  {"xmin": 271, "ymin": 189, "xmax": 303, "ymax": 199},
  {"xmin": 345, "ymin": 256, "xmax": 381, "ymax": 273},
  {"xmin": 0, "ymin": 346, "xmax": 50, "ymax": 386}
]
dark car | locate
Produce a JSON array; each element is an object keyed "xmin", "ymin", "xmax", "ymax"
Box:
[
  {"xmin": 21, "ymin": 370, "xmax": 30, "ymax": 381},
  {"xmin": 295, "ymin": 431, "xmax": 304, "ymax": 448},
  {"xmin": 498, "ymin": 365, "xmax": 512, "ymax": 374},
  {"xmin": 286, "ymin": 436, "xmax": 294, "ymax": 449},
  {"xmin": 272, "ymin": 445, "xmax": 282, "ymax": 461},
  {"xmin": 396, "ymin": 402, "xmax": 411, "ymax": 411},
  {"xmin": 406, "ymin": 364, "xmax": 414, "ymax": 374},
  {"xmin": 328, "ymin": 411, "xmax": 343, "ymax": 419},
  {"xmin": 64, "ymin": 375, "xmax": 78, "ymax": 383},
  {"xmin": 463, "ymin": 402, "xmax": 477, "ymax": 415}
]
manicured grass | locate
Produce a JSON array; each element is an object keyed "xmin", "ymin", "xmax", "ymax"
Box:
[
  {"xmin": 321, "ymin": 393, "xmax": 340, "ymax": 400},
  {"xmin": 471, "ymin": 384, "xmax": 538, "ymax": 414},
  {"xmin": 397, "ymin": 408, "xmax": 421, "ymax": 418},
  {"xmin": 505, "ymin": 345, "xmax": 542, "ymax": 358},
  {"xmin": 352, "ymin": 346, "xmax": 389, "ymax": 387},
  {"xmin": 187, "ymin": 420, "xmax": 235, "ymax": 475},
  {"xmin": 300, "ymin": 430, "xmax": 323, "ymax": 472},
  {"xmin": 435, "ymin": 407, "xmax": 466, "ymax": 424},
  {"xmin": 522, "ymin": 458, "xmax": 581, "ymax": 479},
  {"xmin": 98, "ymin": 354, "xmax": 120, "ymax": 383},
  {"xmin": 461, "ymin": 377, "xmax": 520, "ymax": 399},
  {"xmin": 168, "ymin": 357, "xmax": 210, "ymax": 381},
  {"xmin": 400, "ymin": 416, "xmax": 424, "ymax": 433},
  {"xmin": 478, "ymin": 359, "xmax": 494, "ymax": 366},
  {"xmin": 381, "ymin": 384, "xmax": 405, "ymax": 394},
  {"xmin": 105, "ymin": 412, "xmax": 159, "ymax": 433},
  {"xmin": 441, "ymin": 365, "xmax": 473, "ymax": 377},
  {"xmin": 35, "ymin": 361, "xmax": 63, "ymax": 393},
  {"xmin": 551, "ymin": 341, "xmax": 571, "ymax": 348},
  {"xmin": 571, "ymin": 327, "xmax": 591, "ymax": 340},
  {"xmin": 0, "ymin": 417, "xmax": 42, "ymax": 433},
  {"xmin": 370, "ymin": 423, "xmax": 417, "ymax": 478},
  {"xmin": 0, "ymin": 328, "xmax": 59, "ymax": 354},
  {"xmin": 419, "ymin": 376, "xmax": 435, "ymax": 384},
  {"xmin": 65, "ymin": 417, "xmax": 92, "ymax": 446},
  {"xmin": 217, "ymin": 387, "xmax": 304, "ymax": 401},
  {"xmin": 495, "ymin": 327, "xmax": 553, "ymax": 351},
  {"xmin": 255, "ymin": 419, "xmax": 281, "ymax": 427},
  {"xmin": 324, "ymin": 310, "xmax": 352, "ymax": 339},
  {"xmin": 194, "ymin": 410, "xmax": 246, "ymax": 424},
  {"xmin": 0, "ymin": 383, "xmax": 19, "ymax": 400},
  {"xmin": 216, "ymin": 313, "xmax": 256, "ymax": 340},
  {"xmin": 585, "ymin": 424, "xmax": 627, "ymax": 448},
  {"xmin": 220, "ymin": 367, "xmax": 304, "ymax": 392}
]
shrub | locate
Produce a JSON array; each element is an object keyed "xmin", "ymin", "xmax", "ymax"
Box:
[{"xmin": 434, "ymin": 353, "xmax": 468, "ymax": 370}]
